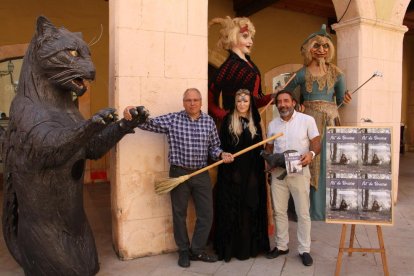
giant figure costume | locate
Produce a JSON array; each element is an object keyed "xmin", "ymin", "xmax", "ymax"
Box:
[
  {"xmin": 208, "ymin": 17, "xmax": 272, "ymax": 122},
  {"xmin": 1, "ymin": 16, "xmax": 148, "ymax": 275},
  {"xmin": 285, "ymin": 24, "xmax": 347, "ymax": 220},
  {"xmin": 208, "ymin": 51, "xmax": 271, "ymax": 121}
]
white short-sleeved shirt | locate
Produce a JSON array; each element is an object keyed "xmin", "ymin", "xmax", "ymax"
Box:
[{"xmin": 267, "ymin": 110, "xmax": 319, "ymax": 155}]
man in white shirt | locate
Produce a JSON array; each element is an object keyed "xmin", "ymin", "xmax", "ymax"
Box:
[{"xmin": 265, "ymin": 90, "xmax": 321, "ymax": 266}]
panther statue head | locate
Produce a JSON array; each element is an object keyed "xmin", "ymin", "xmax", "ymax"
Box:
[{"xmin": 26, "ymin": 16, "xmax": 95, "ymax": 97}]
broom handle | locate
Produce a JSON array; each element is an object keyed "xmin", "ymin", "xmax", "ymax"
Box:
[
  {"xmin": 337, "ymin": 74, "xmax": 377, "ymax": 109},
  {"xmin": 259, "ymin": 72, "xmax": 297, "ymax": 116},
  {"xmin": 187, "ymin": 132, "xmax": 283, "ymax": 178}
]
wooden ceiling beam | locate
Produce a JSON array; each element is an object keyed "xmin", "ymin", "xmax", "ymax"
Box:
[
  {"xmin": 234, "ymin": 0, "xmax": 280, "ymax": 17},
  {"xmin": 272, "ymin": 0, "xmax": 335, "ymax": 18}
]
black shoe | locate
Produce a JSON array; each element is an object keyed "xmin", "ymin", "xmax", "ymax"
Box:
[
  {"xmin": 178, "ymin": 250, "xmax": 190, "ymax": 268},
  {"xmin": 299, "ymin": 252, "xmax": 313, "ymax": 266},
  {"xmin": 190, "ymin": 251, "xmax": 218, "ymax": 262},
  {"xmin": 265, "ymin": 247, "xmax": 289, "ymax": 259}
]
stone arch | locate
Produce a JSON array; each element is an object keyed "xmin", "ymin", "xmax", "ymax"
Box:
[
  {"xmin": 389, "ymin": 0, "xmax": 411, "ymax": 24},
  {"xmin": 332, "ymin": 0, "xmax": 376, "ymax": 22},
  {"xmin": 332, "ymin": 0, "xmax": 411, "ymax": 25}
]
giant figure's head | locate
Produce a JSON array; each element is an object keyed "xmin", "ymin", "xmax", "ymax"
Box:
[
  {"xmin": 300, "ymin": 24, "xmax": 335, "ymax": 66},
  {"xmin": 209, "ymin": 16, "xmax": 256, "ymax": 54}
]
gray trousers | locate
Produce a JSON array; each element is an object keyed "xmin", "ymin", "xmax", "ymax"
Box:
[{"xmin": 169, "ymin": 165, "xmax": 213, "ymax": 254}]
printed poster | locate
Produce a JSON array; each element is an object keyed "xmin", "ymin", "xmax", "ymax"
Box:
[{"xmin": 325, "ymin": 127, "xmax": 392, "ymax": 225}]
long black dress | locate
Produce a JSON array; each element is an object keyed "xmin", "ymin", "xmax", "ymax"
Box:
[{"xmin": 213, "ymin": 114, "xmax": 269, "ymax": 261}]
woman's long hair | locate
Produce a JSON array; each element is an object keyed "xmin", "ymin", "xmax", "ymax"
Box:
[{"xmin": 229, "ymin": 89, "xmax": 257, "ymax": 145}]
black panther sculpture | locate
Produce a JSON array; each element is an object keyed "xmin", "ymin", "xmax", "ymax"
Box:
[{"xmin": 1, "ymin": 16, "xmax": 148, "ymax": 275}]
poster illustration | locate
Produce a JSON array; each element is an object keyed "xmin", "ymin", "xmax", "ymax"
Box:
[{"xmin": 326, "ymin": 127, "xmax": 393, "ymax": 225}]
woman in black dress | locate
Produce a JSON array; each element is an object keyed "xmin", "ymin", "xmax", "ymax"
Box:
[{"xmin": 214, "ymin": 89, "xmax": 269, "ymax": 262}]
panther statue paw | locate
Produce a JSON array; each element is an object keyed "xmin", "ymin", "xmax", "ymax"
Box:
[
  {"xmin": 91, "ymin": 108, "xmax": 118, "ymax": 125},
  {"xmin": 130, "ymin": 106, "xmax": 150, "ymax": 125},
  {"xmin": 119, "ymin": 106, "xmax": 149, "ymax": 131}
]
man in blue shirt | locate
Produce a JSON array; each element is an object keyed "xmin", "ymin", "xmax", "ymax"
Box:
[{"xmin": 124, "ymin": 88, "xmax": 233, "ymax": 268}]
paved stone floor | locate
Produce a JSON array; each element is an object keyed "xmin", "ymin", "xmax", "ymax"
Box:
[{"xmin": 1, "ymin": 153, "xmax": 414, "ymax": 275}]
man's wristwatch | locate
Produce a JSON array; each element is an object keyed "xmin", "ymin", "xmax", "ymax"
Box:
[{"xmin": 310, "ymin": 151, "xmax": 316, "ymax": 160}]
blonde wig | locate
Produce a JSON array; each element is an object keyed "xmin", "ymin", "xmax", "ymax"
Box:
[
  {"xmin": 229, "ymin": 89, "xmax": 257, "ymax": 144},
  {"xmin": 301, "ymin": 35, "xmax": 335, "ymax": 66},
  {"xmin": 209, "ymin": 16, "xmax": 256, "ymax": 50}
]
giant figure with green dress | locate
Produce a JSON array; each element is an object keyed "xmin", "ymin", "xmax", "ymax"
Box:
[{"xmin": 285, "ymin": 24, "xmax": 352, "ymax": 220}]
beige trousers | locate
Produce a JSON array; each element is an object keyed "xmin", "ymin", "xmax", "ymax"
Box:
[{"xmin": 270, "ymin": 166, "xmax": 311, "ymax": 254}]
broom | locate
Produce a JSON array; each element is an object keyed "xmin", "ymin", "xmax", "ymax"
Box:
[
  {"xmin": 259, "ymin": 72, "xmax": 297, "ymax": 116},
  {"xmin": 154, "ymin": 132, "xmax": 283, "ymax": 194}
]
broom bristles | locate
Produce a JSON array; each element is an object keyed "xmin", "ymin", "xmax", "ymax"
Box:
[{"xmin": 155, "ymin": 175, "xmax": 190, "ymax": 194}]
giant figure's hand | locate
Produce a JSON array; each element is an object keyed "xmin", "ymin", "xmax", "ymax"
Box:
[{"xmin": 343, "ymin": 90, "xmax": 352, "ymax": 104}]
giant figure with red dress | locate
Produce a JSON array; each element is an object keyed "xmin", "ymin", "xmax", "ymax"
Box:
[{"xmin": 208, "ymin": 16, "xmax": 272, "ymax": 122}]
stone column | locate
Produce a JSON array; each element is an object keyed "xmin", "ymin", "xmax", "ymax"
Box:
[
  {"xmin": 333, "ymin": 18, "xmax": 408, "ymax": 202},
  {"xmin": 109, "ymin": 0, "xmax": 208, "ymax": 259}
]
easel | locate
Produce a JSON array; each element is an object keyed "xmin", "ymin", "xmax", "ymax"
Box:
[{"xmin": 335, "ymin": 224, "xmax": 389, "ymax": 276}]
